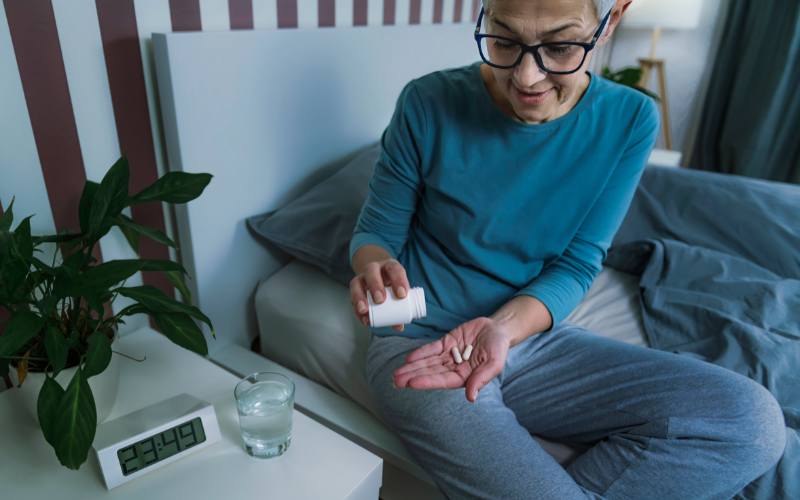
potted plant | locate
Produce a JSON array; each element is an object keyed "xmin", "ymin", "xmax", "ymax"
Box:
[
  {"xmin": 601, "ymin": 65, "xmax": 660, "ymax": 101},
  {"xmin": 0, "ymin": 157, "xmax": 213, "ymax": 470}
]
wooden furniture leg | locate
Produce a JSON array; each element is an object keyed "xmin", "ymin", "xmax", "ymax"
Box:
[{"xmin": 638, "ymin": 57, "xmax": 672, "ymax": 150}]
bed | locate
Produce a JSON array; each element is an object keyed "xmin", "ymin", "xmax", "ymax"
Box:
[{"xmin": 152, "ymin": 23, "xmax": 798, "ymax": 500}]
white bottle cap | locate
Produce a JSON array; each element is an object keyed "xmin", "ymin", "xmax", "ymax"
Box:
[{"xmin": 410, "ymin": 287, "xmax": 426, "ymax": 319}]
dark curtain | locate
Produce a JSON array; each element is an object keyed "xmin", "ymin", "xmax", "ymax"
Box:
[{"xmin": 690, "ymin": 0, "xmax": 800, "ymax": 184}]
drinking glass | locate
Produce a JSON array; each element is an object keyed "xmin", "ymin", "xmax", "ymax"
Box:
[{"xmin": 234, "ymin": 371, "xmax": 295, "ymax": 458}]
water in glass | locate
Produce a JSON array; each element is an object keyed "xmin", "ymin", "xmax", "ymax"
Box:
[{"xmin": 236, "ymin": 380, "xmax": 293, "ymax": 458}]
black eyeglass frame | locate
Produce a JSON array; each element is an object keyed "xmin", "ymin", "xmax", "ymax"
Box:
[{"xmin": 473, "ymin": 6, "xmax": 612, "ymax": 74}]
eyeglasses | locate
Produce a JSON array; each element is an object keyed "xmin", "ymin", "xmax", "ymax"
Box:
[{"xmin": 473, "ymin": 6, "xmax": 611, "ymax": 74}]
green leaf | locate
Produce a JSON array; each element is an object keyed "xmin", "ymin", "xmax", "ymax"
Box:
[
  {"xmin": 616, "ymin": 68, "xmax": 643, "ymax": 86},
  {"xmin": 11, "ymin": 216, "xmax": 33, "ymax": 262},
  {"xmin": 0, "ymin": 197, "xmax": 13, "ymax": 231},
  {"xmin": 78, "ymin": 181, "xmax": 99, "ymax": 235},
  {"xmin": 166, "ymin": 270, "xmax": 192, "ymax": 304},
  {"xmin": 51, "ymin": 266, "xmax": 81, "ymax": 300},
  {"xmin": 139, "ymin": 259, "xmax": 186, "ymax": 274},
  {"xmin": 115, "ymin": 214, "xmax": 176, "ymax": 250},
  {"xmin": 38, "ymin": 376, "xmax": 66, "ymax": 447},
  {"xmin": 153, "ymin": 312, "xmax": 208, "ymax": 356},
  {"xmin": 51, "ymin": 367, "xmax": 96, "ymax": 469},
  {"xmin": 86, "ymin": 292, "xmax": 111, "ymax": 316},
  {"xmin": 61, "ymin": 246, "xmax": 86, "ymax": 272},
  {"xmin": 0, "ymin": 228, "xmax": 10, "ymax": 259},
  {"xmin": 117, "ymin": 304, "xmax": 148, "ymax": 317},
  {"xmin": 601, "ymin": 65, "xmax": 661, "ymax": 102},
  {"xmin": 0, "ymin": 351, "xmax": 8, "ymax": 385},
  {"xmin": 130, "ymin": 172, "xmax": 212, "ymax": 204},
  {"xmin": 87, "ymin": 157, "xmax": 130, "ymax": 240},
  {"xmin": 83, "ymin": 331, "xmax": 112, "ymax": 378},
  {"xmin": 117, "ymin": 217, "xmax": 140, "ymax": 254},
  {"xmin": 0, "ymin": 233, "xmax": 11, "ymax": 282},
  {"xmin": 0, "ymin": 310, "xmax": 44, "ymax": 359},
  {"xmin": 0, "ymin": 263, "xmax": 28, "ymax": 302},
  {"xmin": 31, "ymin": 256, "xmax": 56, "ymax": 273},
  {"xmin": 31, "ymin": 232, "xmax": 82, "ymax": 245},
  {"xmin": 116, "ymin": 285, "xmax": 212, "ymax": 329},
  {"xmin": 44, "ymin": 325, "xmax": 69, "ymax": 374},
  {"xmin": 82, "ymin": 259, "xmax": 185, "ymax": 292},
  {"xmin": 0, "ymin": 218, "xmax": 34, "ymax": 301}
]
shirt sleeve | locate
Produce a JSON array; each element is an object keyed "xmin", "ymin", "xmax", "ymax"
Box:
[
  {"xmin": 515, "ymin": 98, "xmax": 660, "ymax": 328},
  {"xmin": 348, "ymin": 81, "xmax": 427, "ymax": 266}
]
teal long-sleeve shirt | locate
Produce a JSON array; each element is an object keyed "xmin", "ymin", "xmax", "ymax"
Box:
[{"xmin": 349, "ymin": 61, "xmax": 659, "ymax": 339}]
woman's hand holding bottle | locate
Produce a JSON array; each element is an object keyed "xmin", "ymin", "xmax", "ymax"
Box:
[{"xmin": 350, "ymin": 247, "xmax": 410, "ymax": 332}]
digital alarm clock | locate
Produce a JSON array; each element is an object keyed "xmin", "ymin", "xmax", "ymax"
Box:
[{"xmin": 92, "ymin": 393, "xmax": 221, "ymax": 489}]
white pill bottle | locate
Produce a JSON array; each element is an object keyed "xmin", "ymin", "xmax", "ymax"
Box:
[{"xmin": 367, "ymin": 286, "xmax": 427, "ymax": 328}]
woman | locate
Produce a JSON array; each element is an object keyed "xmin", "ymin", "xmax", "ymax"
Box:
[{"xmin": 348, "ymin": 0, "xmax": 785, "ymax": 498}]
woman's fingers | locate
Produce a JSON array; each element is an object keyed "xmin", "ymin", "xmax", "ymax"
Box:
[
  {"xmin": 349, "ymin": 276, "xmax": 367, "ymax": 311},
  {"xmin": 349, "ymin": 276, "xmax": 373, "ymax": 326},
  {"xmin": 395, "ymin": 363, "xmax": 460, "ymax": 389},
  {"xmin": 393, "ymin": 364, "xmax": 456, "ymax": 389},
  {"xmin": 384, "ymin": 260, "xmax": 409, "ymax": 331},
  {"xmin": 393, "ymin": 355, "xmax": 445, "ymax": 380},
  {"xmin": 382, "ymin": 260, "xmax": 410, "ymax": 299},
  {"xmin": 363, "ymin": 262, "xmax": 386, "ymax": 304},
  {"xmin": 405, "ymin": 338, "xmax": 445, "ymax": 363},
  {"xmin": 394, "ymin": 365, "xmax": 440, "ymax": 388},
  {"xmin": 351, "ymin": 259, "xmax": 413, "ymax": 330},
  {"xmin": 465, "ymin": 358, "xmax": 502, "ymax": 403},
  {"xmin": 407, "ymin": 370, "xmax": 464, "ymax": 390}
]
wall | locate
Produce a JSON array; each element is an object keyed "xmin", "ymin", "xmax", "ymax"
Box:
[{"xmin": 0, "ymin": 0, "xmax": 482, "ymax": 340}]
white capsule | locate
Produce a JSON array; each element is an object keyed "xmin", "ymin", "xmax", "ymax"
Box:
[
  {"xmin": 463, "ymin": 344, "xmax": 473, "ymax": 361},
  {"xmin": 451, "ymin": 346, "xmax": 463, "ymax": 364}
]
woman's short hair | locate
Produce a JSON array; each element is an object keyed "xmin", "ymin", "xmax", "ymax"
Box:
[{"xmin": 481, "ymin": 0, "xmax": 616, "ymax": 20}]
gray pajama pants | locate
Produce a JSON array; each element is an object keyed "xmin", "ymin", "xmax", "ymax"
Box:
[{"xmin": 364, "ymin": 323, "xmax": 785, "ymax": 500}]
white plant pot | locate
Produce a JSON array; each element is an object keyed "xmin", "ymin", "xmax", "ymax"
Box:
[{"xmin": 9, "ymin": 339, "xmax": 122, "ymax": 425}]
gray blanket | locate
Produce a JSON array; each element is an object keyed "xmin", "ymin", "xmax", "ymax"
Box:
[{"xmin": 607, "ymin": 166, "xmax": 800, "ymax": 500}]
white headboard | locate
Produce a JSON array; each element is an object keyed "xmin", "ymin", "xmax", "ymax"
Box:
[{"xmin": 153, "ymin": 25, "xmax": 477, "ymax": 353}]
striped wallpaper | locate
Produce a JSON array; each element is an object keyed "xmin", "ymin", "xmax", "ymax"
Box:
[{"xmin": 0, "ymin": 0, "xmax": 480, "ymax": 337}]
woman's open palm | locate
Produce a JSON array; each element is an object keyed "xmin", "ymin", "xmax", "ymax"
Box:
[{"xmin": 392, "ymin": 317, "xmax": 512, "ymax": 402}]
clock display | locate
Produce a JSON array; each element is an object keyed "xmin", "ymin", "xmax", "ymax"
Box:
[{"xmin": 116, "ymin": 417, "xmax": 207, "ymax": 476}]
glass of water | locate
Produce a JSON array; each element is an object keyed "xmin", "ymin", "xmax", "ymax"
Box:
[{"xmin": 234, "ymin": 371, "xmax": 295, "ymax": 458}]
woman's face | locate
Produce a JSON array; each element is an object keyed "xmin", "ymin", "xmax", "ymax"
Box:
[{"xmin": 482, "ymin": 0, "xmax": 607, "ymax": 124}]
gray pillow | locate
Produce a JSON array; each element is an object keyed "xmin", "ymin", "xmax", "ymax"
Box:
[{"xmin": 247, "ymin": 142, "xmax": 379, "ymax": 285}]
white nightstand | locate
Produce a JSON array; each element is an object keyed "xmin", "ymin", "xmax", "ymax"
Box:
[
  {"xmin": 0, "ymin": 327, "xmax": 382, "ymax": 500},
  {"xmin": 648, "ymin": 148, "xmax": 683, "ymax": 168}
]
